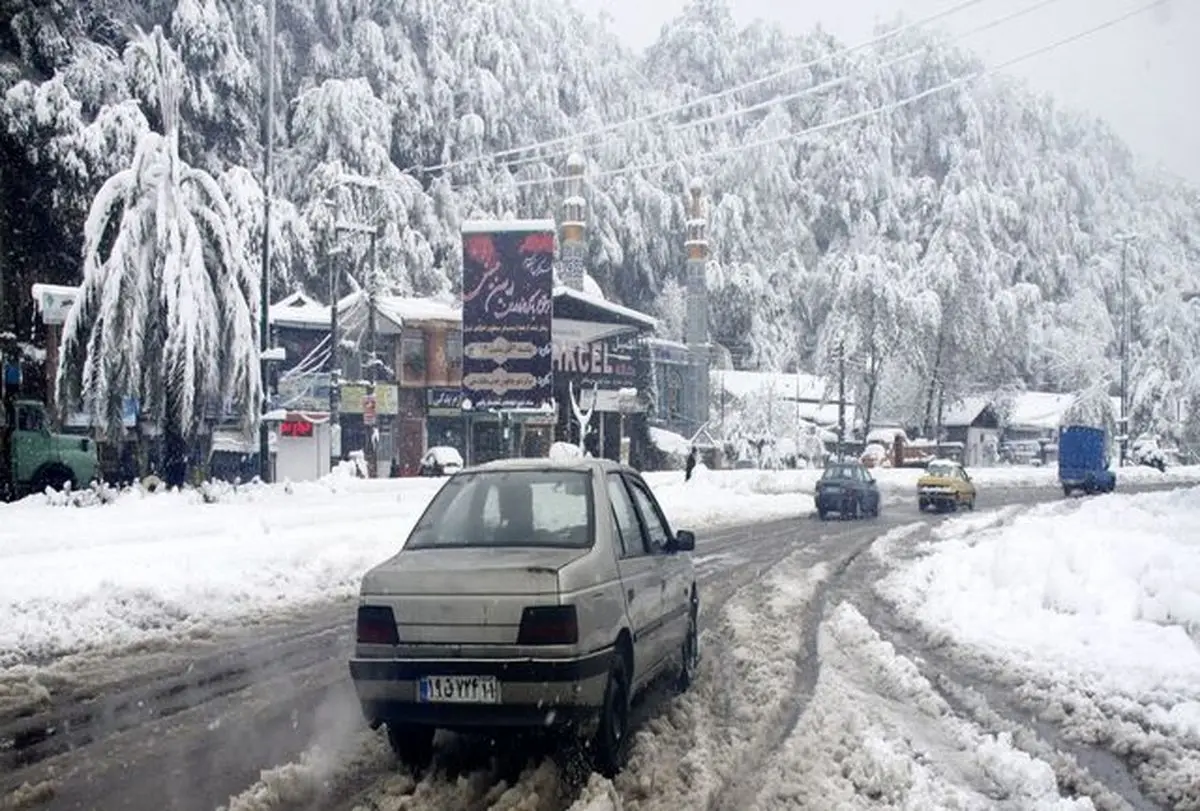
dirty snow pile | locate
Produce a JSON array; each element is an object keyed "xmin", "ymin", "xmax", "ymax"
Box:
[
  {"xmin": 879, "ymin": 486, "xmax": 1200, "ymax": 808},
  {"xmin": 0, "ymin": 464, "xmax": 808, "ymax": 668}
]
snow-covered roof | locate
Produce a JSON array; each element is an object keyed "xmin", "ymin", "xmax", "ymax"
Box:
[
  {"xmin": 272, "ymin": 291, "xmax": 461, "ymax": 333},
  {"xmin": 461, "ymin": 218, "xmax": 557, "ymax": 234},
  {"xmin": 712, "ymin": 370, "xmax": 853, "ymax": 407},
  {"xmin": 1006, "ymin": 392, "xmax": 1076, "ymax": 430},
  {"xmin": 552, "ymin": 284, "xmax": 658, "ymax": 330},
  {"xmin": 374, "ymin": 294, "xmax": 461, "ymax": 326},
  {"xmin": 30, "ymin": 283, "xmax": 80, "ymax": 326},
  {"xmin": 1004, "ymin": 391, "xmax": 1122, "ymax": 430},
  {"xmin": 269, "ymin": 291, "xmax": 330, "ymax": 328},
  {"xmin": 866, "ymin": 426, "xmax": 908, "ymax": 445},
  {"xmin": 941, "ymin": 396, "xmax": 992, "ymax": 428}
]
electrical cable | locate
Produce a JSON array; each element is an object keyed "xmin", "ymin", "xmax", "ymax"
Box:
[
  {"xmin": 499, "ymin": 0, "xmax": 1163, "ymax": 190},
  {"xmin": 411, "ymin": 0, "xmax": 998, "ymax": 174}
]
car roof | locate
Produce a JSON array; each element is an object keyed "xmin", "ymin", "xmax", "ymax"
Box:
[{"xmin": 468, "ymin": 456, "xmax": 633, "ymax": 475}]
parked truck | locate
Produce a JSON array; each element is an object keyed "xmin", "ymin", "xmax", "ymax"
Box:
[
  {"xmin": 1, "ymin": 397, "xmax": 99, "ymax": 500},
  {"xmin": 1058, "ymin": 424, "xmax": 1116, "ymax": 497}
]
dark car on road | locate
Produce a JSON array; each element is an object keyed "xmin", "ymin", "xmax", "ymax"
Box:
[{"xmin": 815, "ymin": 462, "xmax": 881, "ymax": 520}]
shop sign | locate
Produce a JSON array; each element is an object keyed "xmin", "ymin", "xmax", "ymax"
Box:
[{"xmin": 426, "ymin": 387, "xmax": 463, "ymax": 413}]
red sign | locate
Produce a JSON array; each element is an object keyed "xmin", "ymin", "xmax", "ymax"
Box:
[
  {"xmin": 280, "ymin": 420, "xmax": 314, "ymax": 438},
  {"xmin": 363, "ymin": 394, "xmax": 377, "ymax": 426}
]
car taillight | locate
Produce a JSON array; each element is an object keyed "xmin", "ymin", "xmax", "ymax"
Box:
[
  {"xmin": 356, "ymin": 605, "xmax": 399, "ymax": 645},
  {"xmin": 517, "ymin": 605, "xmax": 579, "ymax": 646}
]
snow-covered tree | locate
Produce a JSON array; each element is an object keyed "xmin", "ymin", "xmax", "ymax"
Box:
[
  {"xmin": 2, "ymin": 0, "xmax": 1198, "ymax": 443},
  {"xmin": 56, "ymin": 26, "xmax": 260, "ymax": 446}
]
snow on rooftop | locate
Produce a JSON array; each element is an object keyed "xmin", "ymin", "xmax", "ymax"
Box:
[
  {"xmin": 940, "ymin": 395, "xmax": 991, "ymax": 428},
  {"xmin": 714, "ymin": 369, "xmax": 852, "ymax": 407},
  {"xmin": 461, "ymin": 218, "xmax": 556, "ymax": 234},
  {"xmin": 374, "ymin": 294, "xmax": 460, "ymax": 325},
  {"xmin": 268, "ymin": 290, "xmax": 330, "ymax": 327},
  {"xmin": 553, "ymin": 284, "xmax": 657, "ymax": 329},
  {"xmin": 1003, "ymin": 391, "xmax": 1122, "ymax": 431}
]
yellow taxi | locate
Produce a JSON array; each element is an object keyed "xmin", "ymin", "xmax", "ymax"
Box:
[{"xmin": 916, "ymin": 459, "xmax": 977, "ymax": 512}]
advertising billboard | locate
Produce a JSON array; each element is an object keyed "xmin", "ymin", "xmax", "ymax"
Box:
[{"xmin": 460, "ymin": 220, "xmax": 556, "ymax": 410}]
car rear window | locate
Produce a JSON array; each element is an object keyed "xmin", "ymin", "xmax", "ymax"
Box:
[
  {"xmin": 405, "ymin": 469, "xmax": 594, "ymax": 549},
  {"xmin": 926, "ymin": 462, "xmax": 956, "ymax": 477},
  {"xmin": 822, "ymin": 465, "xmax": 857, "ymax": 480}
]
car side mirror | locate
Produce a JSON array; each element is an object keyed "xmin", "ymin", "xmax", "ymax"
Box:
[{"xmin": 671, "ymin": 529, "xmax": 696, "ymax": 553}]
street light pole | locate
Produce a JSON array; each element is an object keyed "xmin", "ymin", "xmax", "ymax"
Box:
[{"xmin": 257, "ymin": 0, "xmax": 276, "ymax": 483}]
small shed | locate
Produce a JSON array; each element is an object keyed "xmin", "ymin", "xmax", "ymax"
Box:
[{"xmin": 941, "ymin": 396, "xmax": 1001, "ymax": 467}]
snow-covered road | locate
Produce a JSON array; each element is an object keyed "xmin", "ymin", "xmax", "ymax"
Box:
[
  {"xmin": 215, "ymin": 484, "xmax": 1200, "ymax": 811},
  {"xmin": 4, "ymin": 477, "xmax": 1199, "ymax": 811}
]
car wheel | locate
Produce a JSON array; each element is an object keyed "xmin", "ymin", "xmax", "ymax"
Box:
[
  {"xmin": 386, "ymin": 723, "xmax": 435, "ymax": 771},
  {"xmin": 1062, "ymin": 485, "xmax": 1072, "ymax": 498},
  {"xmin": 590, "ymin": 657, "xmax": 631, "ymax": 777},
  {"xmin": 817, "ymin": 509, "xmax": 828, "ymax": 521},
  {"xmin": 675, "ymin": 601, "xmax": 700, "ymax": 694}
]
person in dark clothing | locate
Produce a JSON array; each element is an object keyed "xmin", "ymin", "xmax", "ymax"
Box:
[
  {"xmin": 163, "ymin": 432, "xmax": 189, "ymax": 489},
  {"xmin": 685, "ymin": 446, "xmax": 697, "ymax": 481}
]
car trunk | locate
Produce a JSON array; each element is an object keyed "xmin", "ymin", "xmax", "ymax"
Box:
[{"xmin": 359, "ymin": 547, "xmax": 587, "ymax": 645}]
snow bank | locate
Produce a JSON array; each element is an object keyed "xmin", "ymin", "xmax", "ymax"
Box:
[
  {"xmin": 879, "ymin": 487, "xmax": 1200, "ymax": 808},
  {"xmin": 881, "ymin": 487, "xmax": 1200, "ymax": 694},
  {"xmin": 4, "ymin": 463, "xmax": 1198, "ymax": 669},
  {"xmin": 0, "ymin": 466, "xmax": 810, "ymax": 667}
]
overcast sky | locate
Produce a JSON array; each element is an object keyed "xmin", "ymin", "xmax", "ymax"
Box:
[{"xmin": 589, "ymin": 0, "xmax": 1199, "ymax": 185}]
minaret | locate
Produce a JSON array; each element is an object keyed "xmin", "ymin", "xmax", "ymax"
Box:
[
  {"xmin": 684, "ymin": 177, "xmax": 711, "ymax": 430},
  {"xmin": 560, "ymin": 153, "xmax": 587, "ymax": 290}
]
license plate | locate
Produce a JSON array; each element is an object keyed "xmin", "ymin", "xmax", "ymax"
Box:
[{"xmin": 418, "ymin": 675, "xmax": 500, "ymax": 704}]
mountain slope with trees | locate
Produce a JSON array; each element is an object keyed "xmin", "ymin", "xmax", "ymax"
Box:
[{"xmin": 2, "ymin": 0, "xmax": 1198, "ymax": 443}]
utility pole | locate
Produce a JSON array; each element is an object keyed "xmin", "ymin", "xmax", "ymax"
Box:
[
  {"xmin": 366, "ymin": 227, "xmax": 378, "ymax": 479},
  {"xmin": 257, "ymin": 0, "xmax": 276, "ymax": 484},
  {"xmin": 1116, "ymin": 233, "xmax": 1136, "ymax": 467},
  {"xmin": 327, "ymin": 244, "xmax": 341, "ymax": 472},
  {"xmin": 837, "ymin": 341, "xmax": 846, "ymax": 462}
]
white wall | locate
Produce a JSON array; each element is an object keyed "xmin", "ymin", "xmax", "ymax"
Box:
[{"xmin": 275, "ymin": 422, "xmax": 332, "ymax": 482}]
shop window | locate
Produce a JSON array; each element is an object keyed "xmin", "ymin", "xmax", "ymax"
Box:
[
  {"xmin": 401, "ymin": 329, "xmax": 427, "ymax": 385},
  {"xmin": 664, "ymin": 367, "xmax": 685, "ymax": 420}
]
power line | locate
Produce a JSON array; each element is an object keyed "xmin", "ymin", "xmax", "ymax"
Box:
[
  {"xmin": 671, "ymin": 0, "xmax": 1068, "ymax": 134},
  {"xmin": 413, "ymin": 0, "xmax": 996, "ymax": 175},
  {"xmin": 487, "ymin": 0, "xmax": 1070, "ymax": 179},
  {"xmin": 500, "ymin": 0, "xmax": 1163, "ymax": 190}
]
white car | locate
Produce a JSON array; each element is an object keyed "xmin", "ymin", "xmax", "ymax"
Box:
[
  {"xmin": 419, "ymin": 446, "xmax": 464, "ymax": 476},
  {"xmin": 348, "ymin": 457, "xmax": 699, "ymax": 775}
]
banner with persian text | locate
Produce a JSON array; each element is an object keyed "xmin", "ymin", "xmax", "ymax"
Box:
[{"xmin": 460, "ymin": 220, "xmax": 556, "ymax": 410}]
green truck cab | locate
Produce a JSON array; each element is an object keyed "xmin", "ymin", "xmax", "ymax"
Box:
[{"xmin": 1, "ymin": 398, "xmax": 99, "ymax": 499}]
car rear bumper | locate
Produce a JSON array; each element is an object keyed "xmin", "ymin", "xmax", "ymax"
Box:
[
  {"xmin": 814, "ymin": 492, "xmax": 853, "ymax": 511},
  {"xmin": 349, "ymin": 648, "xmax": 614, "ymax": 732}
]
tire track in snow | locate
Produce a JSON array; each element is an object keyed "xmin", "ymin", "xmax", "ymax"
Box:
[
  {"xmin": 216, "ymin": 516, "xmax": 816, "ymax": 811},
  {"xmin": 702, "ymin": 524, "xmax": 887, "ymax": 811},
  {"xmin": 850, "ymin": 520, "xmax": 1165, "ymax": 811}
]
